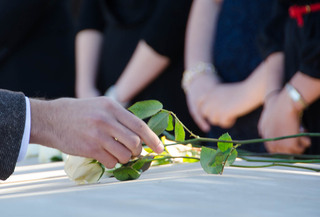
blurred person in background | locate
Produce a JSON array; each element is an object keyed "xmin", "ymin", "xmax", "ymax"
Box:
[
  {"xmin": 258, "ymin": 0, "xmax": 320, "ymax": 154},
  {"xmin": 75, "ymin": 0, "xmax": 203, "ymax": 136},
  {"xmin": 0, "ymin": 0, "xmax": 77, "ymax": 162},
  {"xmin": 0, "ymin": 0, "xmax": 75, "ymax": 99},
  {"xmin": 0, "ymin": 0, "xmax": 164, "ymax": 180},
  {"xmin": 183, "ymin": 0, "xmax": 275, "ymax": 152}
]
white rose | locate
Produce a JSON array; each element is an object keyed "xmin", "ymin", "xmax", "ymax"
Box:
[
  {"xmin": 64, "ymin": 155, "xmax": 104, "ymax": 184},
  {"xmin": 165, "ymin": 144, "xmax": 193, "ymax": 163},
  {"xmin": 162, "ymin": 137, "xmax": 199, "ymax": 163}
]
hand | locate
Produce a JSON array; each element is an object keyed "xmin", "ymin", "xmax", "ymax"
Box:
[
  {"xmin": 29, "ymin": 97, "xmax": 164, "ymax": 168},
  {"xmin": 199, "ymin": 82, "xmax": 255, "ymax": 129},
  {"xmin": 184, "ymin": 73, "xmax": 218, "ymax": 132},
  {"xmin": 258, "ymin": 90, "xmax": 310, "ymax": 154}
]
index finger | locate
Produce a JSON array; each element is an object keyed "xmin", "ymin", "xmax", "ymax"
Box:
[{"xmin": 115, "ymin": 107, "xmax": 164, "ymax": 154}]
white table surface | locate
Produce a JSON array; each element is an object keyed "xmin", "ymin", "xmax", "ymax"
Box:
[{"xmin": 1, "ymin": 158, "xmax": 319, "ymax": 217}]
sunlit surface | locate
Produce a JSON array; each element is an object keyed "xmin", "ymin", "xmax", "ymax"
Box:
[{"xmin": 0, "ymin": 159, "xmax": 319, "ymax": 217}]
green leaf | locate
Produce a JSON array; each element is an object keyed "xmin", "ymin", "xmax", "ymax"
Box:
[
  {"xmin": 128, "ymin": 100, "xmax": 163, "ymax": 120},
  {"xmin": 214, "ymin": 151, "xmax": 225, "ymax": 165},
  {"xmin": 113, "ymin": 167, "xmax": 141, "ymax": 181},
  {"xmin": 50, "ymin": 156, "xmax": 63, "ymax": 162},
  {"xmin": 217, "ymin": 133, "xmax": 233, "ymax": 152},
  {"xmin": 200, "ymin": 147, "xmax": 221, "ymax": 174},
  {"xmin": 147, "ymin": 111, "xmax": 169, "ymax": 136},
  {"xmin": 166, "ymin": 114, "xmax": 174, "ymax": 131},
  {"xmin": 132, "ymin": 157, "xmax": 153, "ymax": 172},
  {"xmin": 225, "ymin": 149, "xmax": 238, "ymax": 166},
  {"xmin": 174, "ymin": 119, "xmax": 185, "ymax": 142},
  {"xmin": 152, "ymin": 155, "xmax": 172, "ymax": 166},
  {"xmin": 200, "ymin": 147, "xmax": 237, "ymax": 175}
]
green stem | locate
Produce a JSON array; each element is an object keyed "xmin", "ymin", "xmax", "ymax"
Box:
[
  {"xmin": 220, "ymin": 144, "xmax": 240, "ymax": 175},
  {"xmin": 149, "ymin": 156, "xmax": 200, "ymax": 162},
  {"xmin": 239, "ymin": 156, "xmax": 320, "ymax": 164},
  {"xmin": 237, "ymin": 151, "xmax": 320, "ymax": 160},
  {"xmin": 162, "ymin": 109, "xmax": 199, "ymax": 139},
  {"xmin": 231, "ymin": 163, "xmax": 320, "ymax": 172},
  {"xmin": 163, "ymin": 132, "xmax": 320, "ymax": 146}
]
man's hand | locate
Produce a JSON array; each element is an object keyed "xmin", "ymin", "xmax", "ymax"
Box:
[{"xmin": 29, "ymin": 97, "xmax": 164, "ymax": 168}]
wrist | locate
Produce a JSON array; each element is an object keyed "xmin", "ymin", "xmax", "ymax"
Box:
[
  {"xmin": 285, "ymin": 83, "xmax": 308, "ymax": 113},
  {"xmin": 182, "ymin": 62, "xmax": 219, "ymax": 93},
  {"xmin": 29, "ymin": 99, "xmax": 58, "ymax": 146},
  {"xmin": 264, "ymin": 89, "xmax": 281, "ymax": 104}
]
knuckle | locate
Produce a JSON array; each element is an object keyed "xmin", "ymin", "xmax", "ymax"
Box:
[
  {"xmin": 102, "ymin": 97, "xmax": 116, "ymax": 110},
  {"xmin": 83, "ymin": 140, "xmax": 99, "ymax": 157},
  {"xmin": 129, "ymin": 136, "xmax": 141, "ymax": 149},
  {"xmin": 118, "ymin": 151, "xmax": 132, "ymax": 164},
  {"xmin": 89, "ymin": 113, "xmax": 107, "ymax": 128},
  {"xmin": 132, "ymin": 144, "xmax": 143, "ymax": 157},
  {"xmin": 105, "ymin": 158, "xmax": 118, "ymax": 169}
]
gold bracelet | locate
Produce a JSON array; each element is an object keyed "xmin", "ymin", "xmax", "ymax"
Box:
[{"xmin": 182, "ymin": 62, "xmax": 217, "ymax": 92}]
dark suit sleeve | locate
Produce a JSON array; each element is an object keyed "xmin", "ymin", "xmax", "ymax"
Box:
[{"xmin": 0, "ymin": 90, "xmax": 26, "ymax": 180}]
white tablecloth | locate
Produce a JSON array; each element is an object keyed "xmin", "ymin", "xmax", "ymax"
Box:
[{"xmin": 1, "ymin": 159, "xmax": 319, "ymax": 217}]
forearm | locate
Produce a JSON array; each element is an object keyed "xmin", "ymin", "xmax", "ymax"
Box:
[
  {"xmin": 240, "ymin": 61, "xmax": 269, "ymax": 111},
  {"xmin": 75, "ymin": 29, "xmax": 103, "ymax": 97},
  {"xmin": 263, "ymin": 52, "xmax": 285, "ymax": 99},
  {"xmin": 115, "ymin": 40, "xmax": 169, "ymax": 103},
  {"xmin": 184, "ymin": 0, "xmax": 221, "ymax": 69}
]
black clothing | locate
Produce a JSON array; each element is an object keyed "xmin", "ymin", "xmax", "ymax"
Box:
[
  {"xmin": 260, "ymin": 0, "xmax": 320, "ymax": 154},
  {"xmin": 0, "ymin": 0, "xmax": 75, "ymax": 98},
  {"xmin": 208, "ymin": 0, "xmax": 275, "ymax": 152},
  {"xmin": 214, "ymin": 0, "xmax": 273, "ymax": 83},
  {"xmin": 78, "ymin": 0, "xmax": 201, "ymax": 135}
]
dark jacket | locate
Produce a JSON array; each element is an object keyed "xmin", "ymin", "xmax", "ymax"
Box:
[{"xmin": 0, "ymin": 90, "xmax": 26, "ymax": 180}]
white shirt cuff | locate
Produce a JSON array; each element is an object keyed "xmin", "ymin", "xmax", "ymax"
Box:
[{"xmin": 17, "ymin": 97, "xmax": 31, "ymax": 162}]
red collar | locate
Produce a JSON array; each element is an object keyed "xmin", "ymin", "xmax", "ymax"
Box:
[{"xmin": 289, "ymin": 3, "xmax": 320, "ymax": 27}]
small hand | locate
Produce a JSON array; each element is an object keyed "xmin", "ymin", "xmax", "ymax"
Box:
[
  {"xmin": 199, "ymin": 82, "xmax": 259, "ymax": 129},
  {"xmin": 199, "ymin": 84, "xmax": 240, "ymax": 128},
  {"xmin": 258, "ymin": 90, "xmax": 310, "ymax": 154},
  {"xmin": 184, "ymin": 74, "xmax": 217, "ymax": 132}
]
